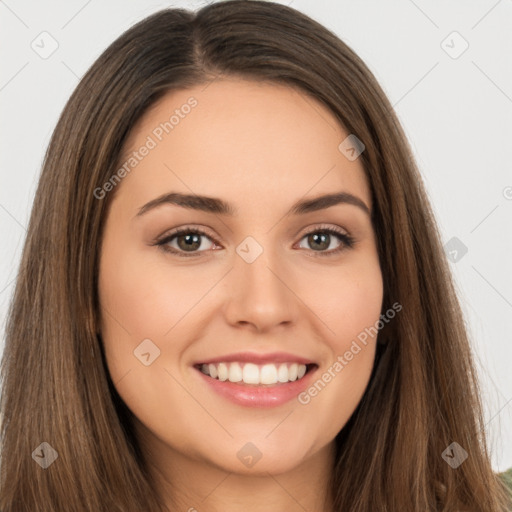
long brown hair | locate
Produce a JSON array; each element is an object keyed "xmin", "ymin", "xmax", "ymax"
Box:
[{"xmin": 1, "ymin": 1, "xmax": 509, "ymax": 510}]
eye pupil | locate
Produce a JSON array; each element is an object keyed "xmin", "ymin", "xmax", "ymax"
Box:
[
  {"xmin": 178, "ymin": 233, "xmax": 201, "ymax": 251},
  {"xmin": 309, "ymin": 233, "xmax": 330, "ymax": 251}
]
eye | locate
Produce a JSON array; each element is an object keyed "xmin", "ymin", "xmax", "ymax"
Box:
[
  {"xmin": 296, "ymin": 226, "xmax": 355, "ymax": 256},
  {"xmin": 154, "ymin": 224, "xmax": 355, "ymax": 257},
  {"xmin": 155, "ymin": 227, "xmax": 218, "ymax": 257}
]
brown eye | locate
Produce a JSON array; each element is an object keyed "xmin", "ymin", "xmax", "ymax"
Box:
[
  {"xmin": 155, "ymin": 225, "xmax": 355, "ymax": 258},
  {"xmin": 297, "ymin": 228, "xmax": 354, "ymax": 254},
  {"xmin": 156, "ymin": 228, "xmax": 217, "ymax": 256},
  {"xmin": 176, "ymin": 232, "xmax": 202, "ymax": 252},
  {"xmin": 305, "ymin": 232, "xmax": 331, "ymax": 251}
]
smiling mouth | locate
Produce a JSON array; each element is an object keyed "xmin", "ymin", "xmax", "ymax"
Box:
[{"xmin": 194, "ymin": 361, "xmax": 317, "ymax": 386}]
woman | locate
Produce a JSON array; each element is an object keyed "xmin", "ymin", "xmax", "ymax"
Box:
[{"xmin": 1, "ymin": 1, "xmax": 510, "ymax": 510}]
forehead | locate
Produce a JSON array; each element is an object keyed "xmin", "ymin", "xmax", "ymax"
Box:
[{"xmin": 114, "ymin": 78, "xmax": 371, "ymax": 214}]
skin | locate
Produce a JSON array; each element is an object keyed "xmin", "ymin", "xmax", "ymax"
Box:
[{"xmin": 98, "ymin": 78, "xmax": 383, "ymax": 512}]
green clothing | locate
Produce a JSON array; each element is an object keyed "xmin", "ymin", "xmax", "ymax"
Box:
[{"xmin": 499, "ymin": 466, "xmax": 512, "ymax": 502}]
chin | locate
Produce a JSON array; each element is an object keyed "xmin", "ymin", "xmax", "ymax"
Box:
[{"xmin": 204, "ymin": 436, "xmax": 320, "ymax": 476}]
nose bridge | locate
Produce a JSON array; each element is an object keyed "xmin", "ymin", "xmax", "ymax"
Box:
[
  {"xmin": 225, "ymin": 234, "xmax": 296, "ymax": 329},
  {"xmin": 237, "ymin": 234, "xmax": 289, "ymax": 299}
]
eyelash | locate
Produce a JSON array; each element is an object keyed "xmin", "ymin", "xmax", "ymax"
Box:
[{"xmin": 153, "ymin": 225, "xmax": 355, "ymax": 258}]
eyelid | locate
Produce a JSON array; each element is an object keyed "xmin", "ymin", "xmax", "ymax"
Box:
[
  {"xmin": 151, "ymin": 224, "xmax": 218, "ymax": 245},
  {"xmin": 295, "ymin": 223, "xmax": 349, "ymax": 239}
]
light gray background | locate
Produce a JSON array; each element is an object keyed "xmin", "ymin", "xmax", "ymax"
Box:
[{"xmin": 1, "ymin": 0, "xmax": 511, "ymax": 471}]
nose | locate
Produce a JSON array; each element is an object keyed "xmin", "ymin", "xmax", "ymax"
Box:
[{"xmin": 223, "ymin": 244, "xmax": 298, "ymax": 333}]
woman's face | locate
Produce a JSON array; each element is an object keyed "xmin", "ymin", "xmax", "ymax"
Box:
[{"xmin": 98, "ymin": 78, "xmax": 383, "ymax": 477}]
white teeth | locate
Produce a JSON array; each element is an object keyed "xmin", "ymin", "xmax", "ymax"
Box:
[
  {"xmin": 217, "ymin": 362, "xmax": 229, "ymax": 381},
  {"xmin": 199, "ymin": 361, "xmax": 309, "ymax": 385},
  {"xmin": 288, "ymin": 363, "xmax": 298, "ymax": 381},
  {"xmin": 242, "ymin": 363, "xmax": 259, "ymax": 384},
  {"xmin": 260, "ymin": 364, "xmax": 278, "ymax": 385},
  {"xmin": 277, "ymin": 363, "xmax": 289, "ymax": 383},
  {"xmin": 228, "ymin": 362, "xmax": 242, "ymax": 383},
  {"xmin": 208, "ymin": 364, "xmax": 218, "ymax": 379}
]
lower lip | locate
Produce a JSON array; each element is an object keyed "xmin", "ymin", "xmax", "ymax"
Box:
[{"xmin": 194, "ymin": 365, "xmax": 318, "ymax": 408}]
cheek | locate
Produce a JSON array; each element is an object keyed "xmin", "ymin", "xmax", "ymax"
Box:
[
  {"xmin": 97, "ymin": 238, "xmax": 206, "ymax": 438},
  {"xmin": 298, "ymin": 253, "xmax": 384, "ymax": 350},
  {"xmin": 97, "ymin": 234, "xmax": 228, "ymax": 400},
  {"xmin": 293, "ymin": 254, "xmax": 383, "ymax": 431},
  {"xmin": 97, "ymin": 233, "xmax": 174, "ymax": 385},
  {"xmin": 98, "ymin": 240, "xmax": 211, "ymax": 341}
]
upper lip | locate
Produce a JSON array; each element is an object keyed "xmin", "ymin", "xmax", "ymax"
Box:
[{"xmin": 195, "ymin": 351, "xmax": 316, "ymax": 366}]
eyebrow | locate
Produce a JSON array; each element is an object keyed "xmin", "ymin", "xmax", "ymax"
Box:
[{"xmin": 135, "ymin": 191, "xmax": 371, "ymax": 218}]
